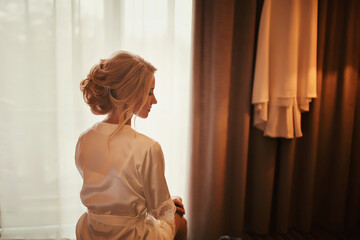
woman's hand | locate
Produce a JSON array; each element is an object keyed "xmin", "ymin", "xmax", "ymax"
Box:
[
  {"xmin": 172, "ymin": 196, "xmax": 187, "ymax": 239},
  {"xmin": 174, "ymin": 213, "xmax": 187, "ymax": 240},
  {"xmin": 172, "ymin": 196, "xmax": 185, "ymax": 216}
]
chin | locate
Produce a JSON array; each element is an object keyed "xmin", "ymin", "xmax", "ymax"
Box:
[{"xmin": 137, "ymin": 113, "xmax": 149, "ymax": 119}]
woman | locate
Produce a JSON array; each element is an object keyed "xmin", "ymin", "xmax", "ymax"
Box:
[{"xmin": 75, "ymin": 51, "xmax": 187, "ymax": 239}]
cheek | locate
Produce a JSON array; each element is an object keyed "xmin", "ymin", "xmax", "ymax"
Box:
[{"xmin": 134, "ymin": 102, "xmax": 141, "ymax": 112}]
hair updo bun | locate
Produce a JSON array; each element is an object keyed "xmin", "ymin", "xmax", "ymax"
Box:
[
  {"xmin": 80, "ymin": 62, "xmax": 112, "ymax": 115},
  {"xmin": 80, "ymin": 51, "xmax": 157, "ymax": 125}
]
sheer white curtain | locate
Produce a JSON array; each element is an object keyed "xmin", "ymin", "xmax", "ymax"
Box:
[{"xmin": 0, "ymin": 0, "xmax": 193, "ymax": 238}]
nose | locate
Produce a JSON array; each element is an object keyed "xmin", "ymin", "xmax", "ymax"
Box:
[{"xmin": 152, "ymin": 95, "xmax": 157, "ymax": 105}]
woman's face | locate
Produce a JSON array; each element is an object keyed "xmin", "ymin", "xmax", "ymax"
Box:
[{"xmin": 134, "ymin": 77, "xmax": 157, "ymax": 118}]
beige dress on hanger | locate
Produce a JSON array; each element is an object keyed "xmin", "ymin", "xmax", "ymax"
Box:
[{"xmin": 252, "ymin": 0, "xmax": 318, "ymax": 138}]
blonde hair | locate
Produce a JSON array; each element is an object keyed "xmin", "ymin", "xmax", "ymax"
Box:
[{"xmin": 80, "ymin": 51, "xmax": 156, "ymax": 137}]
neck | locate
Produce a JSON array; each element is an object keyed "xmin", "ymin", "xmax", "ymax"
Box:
[{"xmin": 103, "ymin": 113, "xmax": 132, "ymax": 126}]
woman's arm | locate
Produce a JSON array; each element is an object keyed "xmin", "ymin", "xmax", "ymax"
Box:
[
  {"xmin": 174, "ymin": 213, "xmax": 187, "ymax": 240},
  {"xmin": 172, "ymin": 196, "xmax": 187, "ymax": 239}
]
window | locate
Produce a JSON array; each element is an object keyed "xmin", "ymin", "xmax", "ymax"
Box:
[{"xmin": 0, "ymin": 0, "xmax": 193, "ymax": 238}]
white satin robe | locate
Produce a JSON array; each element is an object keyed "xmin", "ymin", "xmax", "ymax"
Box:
[{"xmin": 75, "ymin": 122, "xmax": 176, "ymax": 239}]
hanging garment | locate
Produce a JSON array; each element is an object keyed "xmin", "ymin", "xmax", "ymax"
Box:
[{"xmin": 252, "ymin": 0, "xmax": 317, "ymax": 138}]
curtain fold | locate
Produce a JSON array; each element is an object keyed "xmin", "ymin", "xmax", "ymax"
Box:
[
  {"xmin": 223, "ymin": 0, "xmax": 262, "ymax": 236},
  {"xmin": 311, "ymin": 0, "xmax": 360, "ymax": 232},
  {"xmin": 189, "ymin": 0, "xmax": 360, "ymax": 239},
  {"xmin": 190, "ymin": 0, "xmax": 235, "ymax": 237},
  {"xmin": 189, "ymin": 0, "xmax": 262, "ymax": 238}
]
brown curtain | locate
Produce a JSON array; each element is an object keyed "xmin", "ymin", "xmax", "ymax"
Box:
[{"xmin": 188, "ymin": 0, "xmax": 360, "ymax": 239}]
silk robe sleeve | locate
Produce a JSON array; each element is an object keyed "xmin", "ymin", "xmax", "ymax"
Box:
[{"xmin": 139, "ymin": 141, "xmax": 176, "ymax": 239}]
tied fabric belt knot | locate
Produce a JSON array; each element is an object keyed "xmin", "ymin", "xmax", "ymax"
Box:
[{"xmin": 88, "ymin": 210, "xmax": 146, "ymax": 226}]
